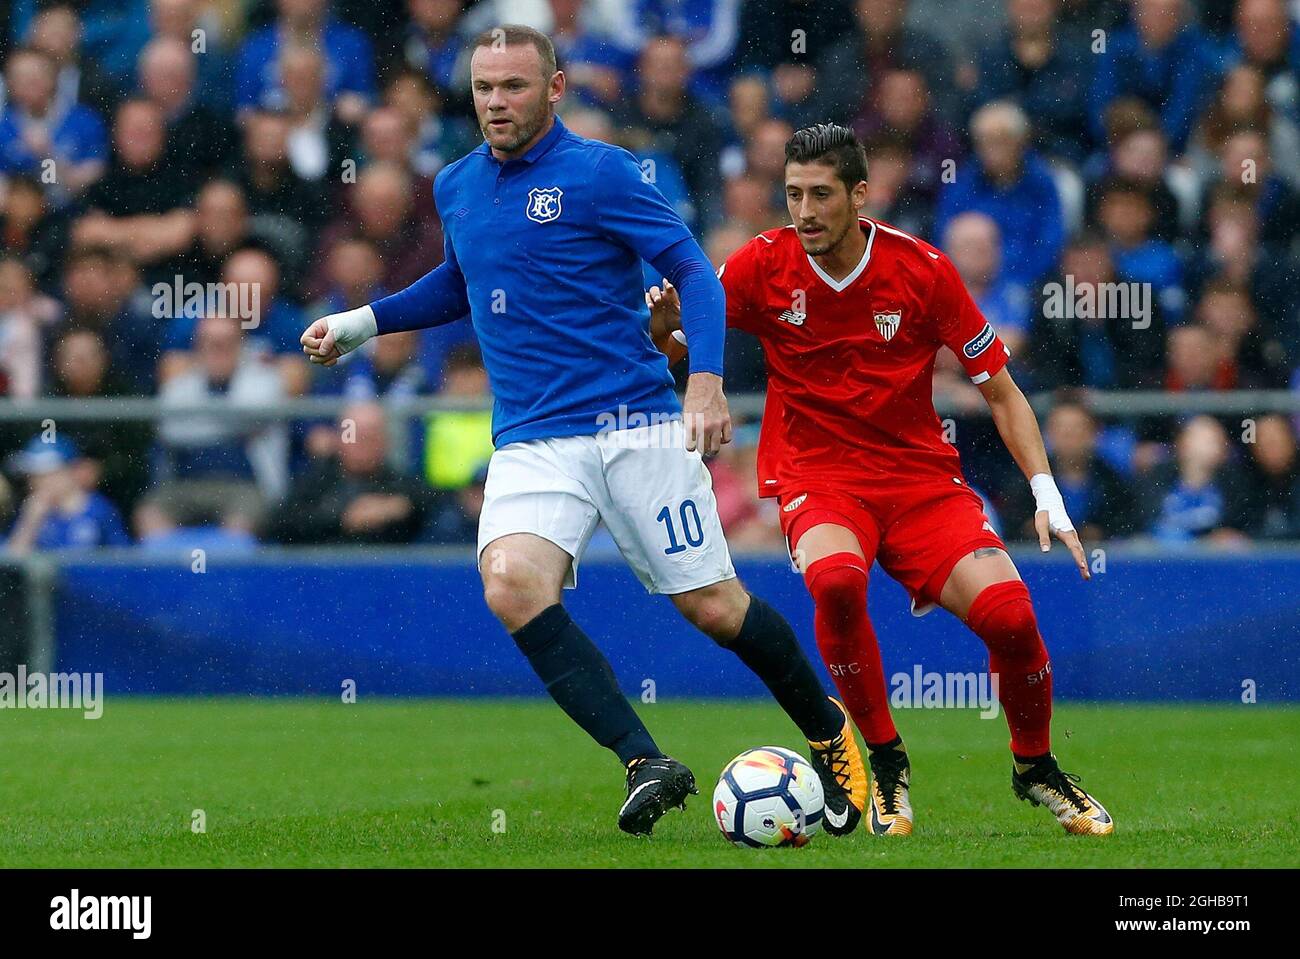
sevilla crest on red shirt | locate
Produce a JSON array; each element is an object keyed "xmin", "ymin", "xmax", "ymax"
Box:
[{"xmin": 874, "ymin": 309, "xmax": 902, "ymax": 341}]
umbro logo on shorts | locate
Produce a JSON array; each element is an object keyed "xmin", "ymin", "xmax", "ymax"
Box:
[{"xmin": 783, "ymin": 493, "xmax": 808, "ymax": 512}]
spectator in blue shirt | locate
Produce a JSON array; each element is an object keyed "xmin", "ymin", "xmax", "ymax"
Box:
[
  {"xmin": 401, "ymin": 0, "xmax": 472, "ymax": 104},
  {"xmin": 936, "ymin": 100, "xmax": 1064, "ymax": 289},
  {"xmin": 1207, "ymin": 128, "xmax": 1300, "ymax": 250},
  {"xmin": 1220, "ymin": 0, "xmax": 1300, "ymax": 117},
  {"xmin": 1095, "ymin": 178, "xmax": 1186, "ymax": 324},
  {"xmin": 1142, "ymin": 415, "xmax": 1249, "ymax": 545},
  {"xmin": 549, "ymin": 0, "xmax": 634, "ymax": 108},
  {"xmin": 11, "ymin": 0, "xmax": 150, "ymax": 86},
  {"xmin": 4, "ymin": 435, "xmax": 130, "ymax": 554},
  {"xmin": 614, "ymin": 35, "xmax": 730, "ymax": 230},
  {"xmin": 161, "ymin": 246, "xmax": 309, "ymax": 396},
  {"xmin": 619, "ymin": 0, "xmax": 741, "ymax": 102},
  {"xmin": 1089, "ymin": 0, "xmax": 1219, "ymax": 153},
  {"xmin": 148, "ymin": 0, "xmax": 236, "ymax": 111},
  {"xmin": 973, "ymin": 0, "xmax": 1095, "ymax": 161},
  {"xmin": 0, "ymin": 48, "xmax": 108, "ymax": 202},
  {"xmin": 943, "ymin": 210, "xmax": 1032, "ymax": 356},
  {"xmin": 235, "ymin": 0, "xmax": 376, "ymax": 122},
  {"xmin": 25, "ymin": 4, "xmax": 122, "ymax": 118}
]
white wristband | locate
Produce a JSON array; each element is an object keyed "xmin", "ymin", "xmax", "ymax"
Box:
[
  {"xmin": 671, "ymin": 329, "xmax": 688, "ymax": 346},
  {"xmin": 1029, "ymin": 472, "xmax": 1074, "ymax": 535},
  {"xmin": 326, "ymin": 305, "xmax": 378, "ymax": 357}
]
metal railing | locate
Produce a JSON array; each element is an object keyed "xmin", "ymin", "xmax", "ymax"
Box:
[{"xmin": 0, "ymin": 390, "xmax": 1297, "ymax": 423}]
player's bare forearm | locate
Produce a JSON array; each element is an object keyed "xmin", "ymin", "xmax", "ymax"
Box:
[
  {"xmin": 978, "ymin": 368, "xmax": 1049, "ymax": 481},
  {"xmin": 979, "ymin": 368, "xmax": 1090, "ymax": 577}
]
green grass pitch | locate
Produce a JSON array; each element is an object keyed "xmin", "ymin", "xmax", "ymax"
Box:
[{"xmin": 1, "ymin": 698, "xmax": 1296, "ymax": 868}]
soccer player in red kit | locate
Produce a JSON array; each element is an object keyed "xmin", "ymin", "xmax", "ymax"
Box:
[{"xmin": 648, "ymin": 123, "xmax": 1113, "ymax": 837}]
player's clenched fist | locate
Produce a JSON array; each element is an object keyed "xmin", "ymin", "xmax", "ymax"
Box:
[
  {"xmin": 682, "ymin": 371, "xmax": 732, "ymax": 457},
  {"xmin": 300, "ymin": 305, "xmax": 378, "ymax": 366}
]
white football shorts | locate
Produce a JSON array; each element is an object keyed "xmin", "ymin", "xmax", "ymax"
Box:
[{"xmin": 477, "ymin": 419, "xmax": 736, "ymax": 595}]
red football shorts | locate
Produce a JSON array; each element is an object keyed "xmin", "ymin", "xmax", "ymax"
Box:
[{"xmin": 777, "ymin": 477, "xmax": 1006, "ymax": 615}]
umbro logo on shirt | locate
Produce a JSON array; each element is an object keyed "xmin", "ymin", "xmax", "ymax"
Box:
[{"xmin": 777, "ymin": 310, "xmax": 806, "ymax": 326}]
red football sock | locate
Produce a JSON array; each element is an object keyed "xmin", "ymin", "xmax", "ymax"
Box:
[
  {"xmin": 804, "ymin": 553, "xmax": 898, "ymax": 745},
  {"xmin": 964, "ymin": 580, "xmax": 1052, "ymax": 757}
]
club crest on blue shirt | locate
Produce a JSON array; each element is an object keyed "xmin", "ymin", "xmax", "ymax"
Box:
[{"xmin": 526, "ymin": 186, "xmax": 564, "ymax": 223}]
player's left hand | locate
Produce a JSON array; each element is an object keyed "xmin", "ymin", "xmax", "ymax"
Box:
[
  {"xmin": 1035, "ymin": 513, "xmax": 1089, "ymax": 580},
  {"xmin": 682, "ymin": 372, "xmax": 732, "ymax": 457},
  {"xmin": 1030, "ymin": 473, "xmax": 1090, "ymax": 580}
]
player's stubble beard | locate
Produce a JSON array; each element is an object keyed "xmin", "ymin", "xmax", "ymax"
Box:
[
  {"xmin": 800, "ymin": 212, "xmax": 855, "ymax": 258},
  {"xmin": 480, "ymin": 97, "xmax": 551, "ymax": 155}
]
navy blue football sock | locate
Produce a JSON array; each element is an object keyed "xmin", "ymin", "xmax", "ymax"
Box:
[
  {"xmin": 511, "ymin": 604, "xmax": 662, "ymax": 765},
  {"xmin": 720, "ymin": 594, "xmax": 842, "ymax": 742}
]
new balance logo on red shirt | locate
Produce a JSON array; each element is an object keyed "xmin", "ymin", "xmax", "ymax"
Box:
[{"xmin": 777, "ymin": 309, "xmax": 806, "ymax": 326}]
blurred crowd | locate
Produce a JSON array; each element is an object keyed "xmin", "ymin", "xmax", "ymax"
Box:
[{"xmin": 2, "ymin": 0, "xmax": 1300, "ymax": 555}]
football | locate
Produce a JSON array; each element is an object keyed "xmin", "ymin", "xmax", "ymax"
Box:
[{"xmin": 712, "ymin": 746, "xmax": 825, "ymax": 848}]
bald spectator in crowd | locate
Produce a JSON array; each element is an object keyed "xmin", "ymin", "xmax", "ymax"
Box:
[
  {"xmin": 137, "ymin": 36, "xmax": 235, "ymax": 181},
  {"xmin": 309, "ymin": 162, "xmax": 442, "ymax": 300},
  {"xmin": 270, "ymin": 401, "xmax": 432, "ymax": 545},
  {"xmin": 74, "ymin": 98, "xmax": 197, "ymax": 281},
  {"xmin": 359, "ymin": 106, "xmax": 439, "ymax": 227},
  {"xmin": 276, "ymin": 44, "xmax": 359, "ymax": 183},
  {"xmin": 227, "ymin": 108, "xmax": 329, "ymax": 237},
  {"xmin": 943, "ymin": 211, "xmax": 1032, "ymax": 355},
  {"xmin": 936, "ymin": 100, "xmax": 1065, "ymax": 289}
]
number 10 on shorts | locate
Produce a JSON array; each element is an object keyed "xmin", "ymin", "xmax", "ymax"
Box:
[{"xmin": 657, "ymin": 499, "xmax": 705, "ymax": 554}]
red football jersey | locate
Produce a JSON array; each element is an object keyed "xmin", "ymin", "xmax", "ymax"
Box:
[{"xmin": 720, "ymin": 216, "xmax": 1010, "ymax": 499}]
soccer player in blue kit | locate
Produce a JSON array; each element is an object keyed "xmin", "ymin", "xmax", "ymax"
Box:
[{"xmin": 301, "ymin": 25, "xmax": 870, "ymax": 836}]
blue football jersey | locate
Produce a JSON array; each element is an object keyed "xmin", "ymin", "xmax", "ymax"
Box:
[{"xmin": 432, "ymin": 117, "xmax": 692, "ymax": 447}]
